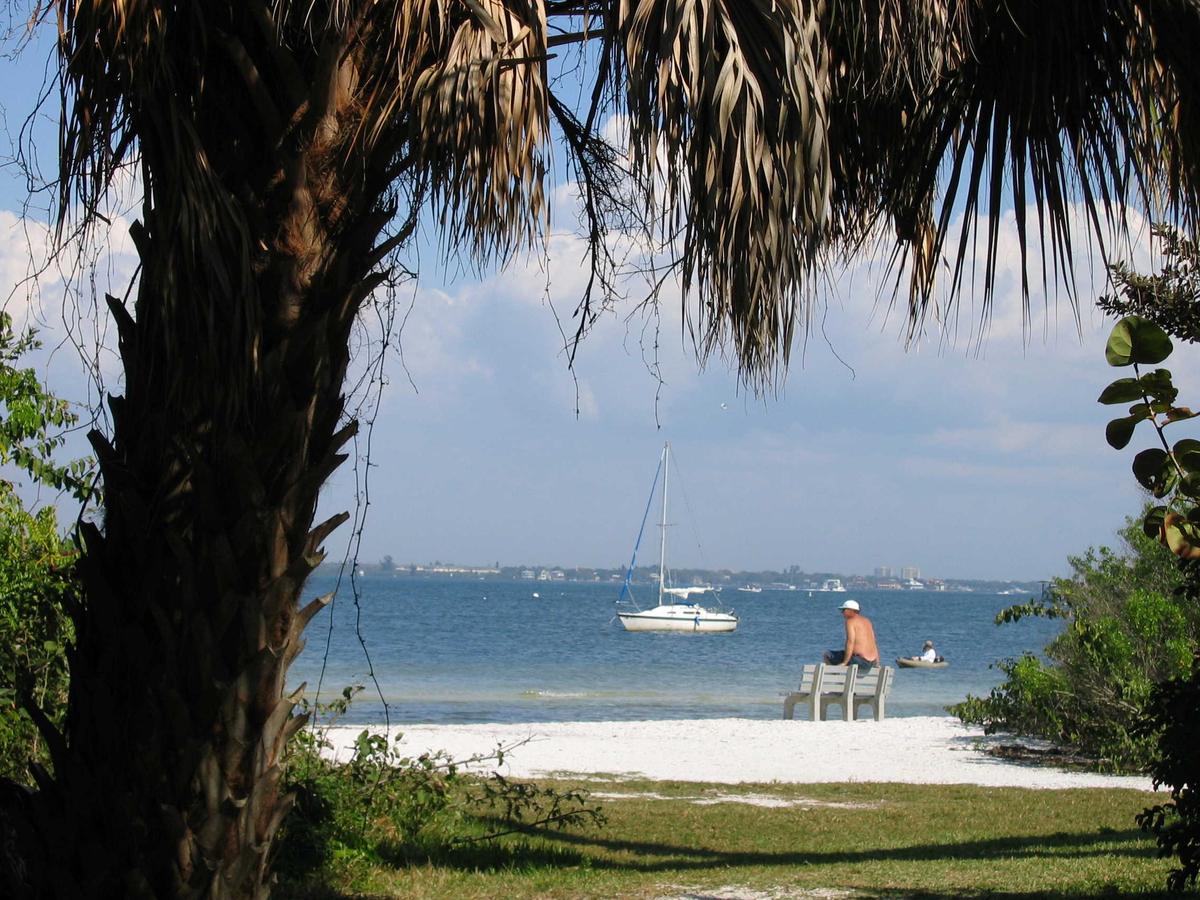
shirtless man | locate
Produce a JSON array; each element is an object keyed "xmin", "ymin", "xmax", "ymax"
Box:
[{"xmin": 823, "ymin": 599, "xmax": 880, "ymax": 668}]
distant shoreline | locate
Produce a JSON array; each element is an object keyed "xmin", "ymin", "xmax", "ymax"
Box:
[
  {"xmin": 318, "ymin": 716, "xmax": 1152, "ymax": 791},
  {"xmin": 313, "ymin": 567, "xmax": 1046, "ymax": 596}
]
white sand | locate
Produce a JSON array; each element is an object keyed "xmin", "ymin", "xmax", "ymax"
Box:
[{"xmin": 321, "ymin": 716, "xmax": 1155, "ymax": 791}]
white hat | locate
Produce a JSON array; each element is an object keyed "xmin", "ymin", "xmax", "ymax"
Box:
[{"xmin": 839, "ymin": 599, "xmax": 860, "ymax": 611}]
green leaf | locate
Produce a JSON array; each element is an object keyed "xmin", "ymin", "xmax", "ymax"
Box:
[
  {"xmin": 1142, "ymin": 505, "xmax": 1167, "ymax": 539},
  {"xmin": 1105, "ymin": 415, "xmax": 1141, "ymax": 450},
  {"xmin": 1179, "ymin": 473, "xmax": 1200, "ymax": 500},
  {"xmin": 1163, "ymin": 516, "xmax": 1200, "ymax": 556},
  {"xmin": 1097, "ymin": 378, "xmax": 1145, "ymax": 404},
  {"xmin": 1138, "ymin": 369, "xmax": 1178, "ymax": 404},
  {"xmin": 1106, "ymin": 316, "xmax": 1173, "ymax": 366},
  {"xmin": 1177, "ymin": 453, "xmax": 1200, "ymax": 476},
  {"xmin": 1132, "ymin": 448, "xmax": 1175, "ymax": 496}
]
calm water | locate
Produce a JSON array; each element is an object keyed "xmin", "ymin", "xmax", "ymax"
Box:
[{"xmin": 288, "ymin": 575, "xmax": 1061, "ymax": 724}]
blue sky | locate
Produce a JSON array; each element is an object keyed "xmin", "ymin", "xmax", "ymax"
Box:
[
  {"xmin": 0, "ymin": 25, "xmax": 1189, "ymax": 582},
  {"xmin": 303, "ymin": 215, "xmax": 1160, "ymax": 581}
]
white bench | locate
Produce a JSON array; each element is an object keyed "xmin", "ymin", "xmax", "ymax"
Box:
[{"xmin": 782, "ymin": 663, "xmax": 894, "ymax": 722}]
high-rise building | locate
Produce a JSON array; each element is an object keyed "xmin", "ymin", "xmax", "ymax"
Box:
[
  {"xmin": 901, "ymin": 566, "xmax": 921, "ymax": 580},
  {"xmin": 873, "ymin": 566, "xmax": 893, "ymax": 578}
]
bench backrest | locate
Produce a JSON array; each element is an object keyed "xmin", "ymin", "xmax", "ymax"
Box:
[{"xmin": 797, "ymin": 663, "xmax": 890, "ymax": 697}]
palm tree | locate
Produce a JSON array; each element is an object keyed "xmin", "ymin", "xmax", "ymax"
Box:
[{"xmin": 4, "ymin": 1, "xmax": 1199, "ymax": 896}]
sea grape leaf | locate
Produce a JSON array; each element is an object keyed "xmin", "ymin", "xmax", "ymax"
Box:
[
  {"xmin": 1106, "ymin": 415, "xmax": 1141, "ymax": 450},
  {"xmin": 1143, "ymin": 505, "xmax": 1168, "ymax": 539},
  {"xmin": 1132, "ymin": 448, "xmax": 1174, "ymax": 496},
  {"xmin": 1162, "ymin": 515, "xmax": 1200, "ymax": 558},
  {"xmin": 1097, "ymin": 378, "xmax": 1144, "ymax": 404},
  {"xmin": 1138, "ymin": 369, "xmax": 1177, "ymax": 404},
  {"xmin": 1174, "ymin": 439, "xmax": 1200, "ymax": 475},
  {"xmin": 1179, "ymin": 473, "xmax": 1200, "ymax": 500},
  {"xmin": 1106, "ymin": 316, "xmax": 1173, "ymax": 366}
]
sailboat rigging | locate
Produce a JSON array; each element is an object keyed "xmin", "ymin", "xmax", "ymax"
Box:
[{"xmin": 615, "ymin": 443, "xmax": 738, "ymax": 633}]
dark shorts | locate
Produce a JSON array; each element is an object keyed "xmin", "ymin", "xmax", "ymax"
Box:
[{"xmin": 824, "ymin": 649, "xmax": 878, "ymax": 668}]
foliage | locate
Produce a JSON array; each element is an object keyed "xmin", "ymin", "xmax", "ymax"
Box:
[
  {"xmin": 1137, "ymin": 652, "xmax": 1200, "ymax": 891},
  {"xmin": 950, "ymin": 513, "xmax": 1197, "ymax": 771},
  {"xmin": 1098, "ymin": 297, "xmax": 1200, "ymax": 890},
  {"xmin": 276, "ymin": 688, "xmax": 605, "ymax": 881},
  {"xmin": 1099, "ymin": 225, "xmax": 1200, "ymax": 345},
  {"xmin": 0, "ymin": 492, "xmax": 75, "ymax": 784},
  {"xmin": 0, "ymin": 313, "xmax": 91, "ymax": 502},
  {"xmin": 0, "ymin": 314, "xmax": 86, "ymax": 784}
]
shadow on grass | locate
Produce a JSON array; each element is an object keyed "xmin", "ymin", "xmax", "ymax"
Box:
[
  {"xmin": 464, "ymin": 815, "xmax": 1156, "ymax": 872},
  {"xmin": 282, "ymin": 889, "xmax": 1183, "ymax": 900},
  {"xmin": 280, "ymin": 820, "xmax": 1161, "ymax": 878},
  {"xmin": 276, "ymin": 834, "xmax": 594, "ymax": 899},
  {"xmin": 279, "ymin": 820, "xmax": 1177, "ymax": 899},
  {"xmin": 851, "ymin": 892, "xmax": 1181, "ymax": 899}
]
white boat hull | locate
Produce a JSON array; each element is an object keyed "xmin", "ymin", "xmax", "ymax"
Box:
[{"xmin": 617, "ymin": 604, "xmax": 738, "ymax": 633}]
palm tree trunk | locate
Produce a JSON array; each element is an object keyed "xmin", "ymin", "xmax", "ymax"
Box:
[{"xmin": 9, "ymin": 8, "xmax": 406, "ymax": 896}]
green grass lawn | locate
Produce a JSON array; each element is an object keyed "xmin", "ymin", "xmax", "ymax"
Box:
[{"xmin": 281, "ymin": 779, "xmax": 1183, "ymax": 899}]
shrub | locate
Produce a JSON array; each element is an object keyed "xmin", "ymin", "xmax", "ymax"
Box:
[
  {"xmin": 275, "ymin": 688, "xmax": 605, "ymax": 882},
  {"xmin": 0, "ymin": 313, "xmax": 90, "ymax": 784},
  {"xmin": 950, "ymin": 512, "xmax": 1198, "ymax": 772},
  {"xmin": 1137, "ymin": 651, "xmax": 1200, "ymax": 891},
  {"xmin": 0, "ymin": 493, "xmax": 75, "ymax": 784}
]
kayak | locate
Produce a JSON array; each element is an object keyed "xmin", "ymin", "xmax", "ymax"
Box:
[{"xmin": 896, "ymin": 657, "xmax": 949, "ymax": 669}]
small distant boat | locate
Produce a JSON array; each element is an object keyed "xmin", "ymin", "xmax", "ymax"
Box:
[
  {"xmin": 615, "ymin": 443, "xmax": 738, "ymax": 633},
  {"xmin": 814, "ymin": 578, "xmax": 845, "ymax": 592},
  {"xmin": 737, "ymin": 585, "xmax": 762, "ymax": 593},
  {"xmin": 531, "ymin": 592, "xmax": 540, "ymax": 599},
  {"xmin": 896, "ymin": 657, "xmax": 949, "ymax": 669}
]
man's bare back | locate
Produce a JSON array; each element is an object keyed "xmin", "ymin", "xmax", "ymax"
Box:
[
  {"xmin": 842, "ymin": 611, "xmax": 879, "ymax": 664},
  {"xmin": 824, "ymin": 600, "xmax": 880, "ymax": 666}
]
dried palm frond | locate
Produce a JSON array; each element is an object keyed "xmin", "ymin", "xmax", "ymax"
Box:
[
  {"xmin": 879, "ymin": 0, "xmax": 1200, "ymax": 328},
  {"xmin": 52, "ymin": 0, "xmax": 1200, "ymax": 387},
  {"xmin": 609, "ymin": 0, "xmax": 830, "ymax": 386},
  {"xmin": 351, "ymin": 0, "xmax": 551, "ymax": 260}
]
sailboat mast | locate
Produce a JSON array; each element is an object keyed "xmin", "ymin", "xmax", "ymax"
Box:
[{"xmin": 659, "ymin": 442, "xmax": 669, "ymax": 605}]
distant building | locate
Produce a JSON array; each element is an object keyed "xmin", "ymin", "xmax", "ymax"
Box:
[
  {"xmin": 874, "ymin": 566, "xmax": 893, "ymax": 578},
  {"xmin": 520, "ymin": 569, "xmax": 535, "ymax": 580},
  {"xmin": 901, "ymin": 566, "xmax": 920, "ymax": 580}
]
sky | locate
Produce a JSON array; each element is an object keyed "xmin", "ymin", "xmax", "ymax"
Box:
[{"xmin": 0, "ymin": 24, "xmax": 1193, "ymax": 583}]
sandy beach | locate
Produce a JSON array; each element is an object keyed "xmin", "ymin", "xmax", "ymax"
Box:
[{"xmin": 321, "ymin": 716, "xmax": 1155, "ymax": 791}]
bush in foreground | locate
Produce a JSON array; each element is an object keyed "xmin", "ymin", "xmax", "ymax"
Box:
[
  {"xmin": 275, "ymin": 689, "xmax": 604, "ymax": 885},
  {"xmin": 950, "ymin": 511, "xmax": 1198, "ymax": 772}
]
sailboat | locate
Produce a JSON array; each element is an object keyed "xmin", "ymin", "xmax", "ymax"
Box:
[{"xmin": 615, "ymin": 443, "xmax": 738, "ymax": 633}]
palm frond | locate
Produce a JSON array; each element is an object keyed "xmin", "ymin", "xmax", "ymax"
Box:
[
  {"xmin": 608, "ymin": 0, "xmax": 830, "ymax": 386},
  {"xmin": 53, "ymin": 0, "xmax": 1200, "ymax": 389},
  {"xmin": 881, "ymin": 0, "xmax": 1200, "ymax": 327}
]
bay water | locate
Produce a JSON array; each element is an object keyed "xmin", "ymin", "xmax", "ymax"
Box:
[{"xmin": 288, "ymin": 574, "xmax": 1061, "ymax": 725}]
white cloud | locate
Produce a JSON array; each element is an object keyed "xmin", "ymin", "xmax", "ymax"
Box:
[{"xmin": 925, "ymin": 419, "xmax": 1098, "ymax": 458}]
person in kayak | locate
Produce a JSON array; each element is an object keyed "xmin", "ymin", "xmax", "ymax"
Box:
[{"xmin": 903, "ymin": 640, "xmax": 944, "ymax": 664}]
